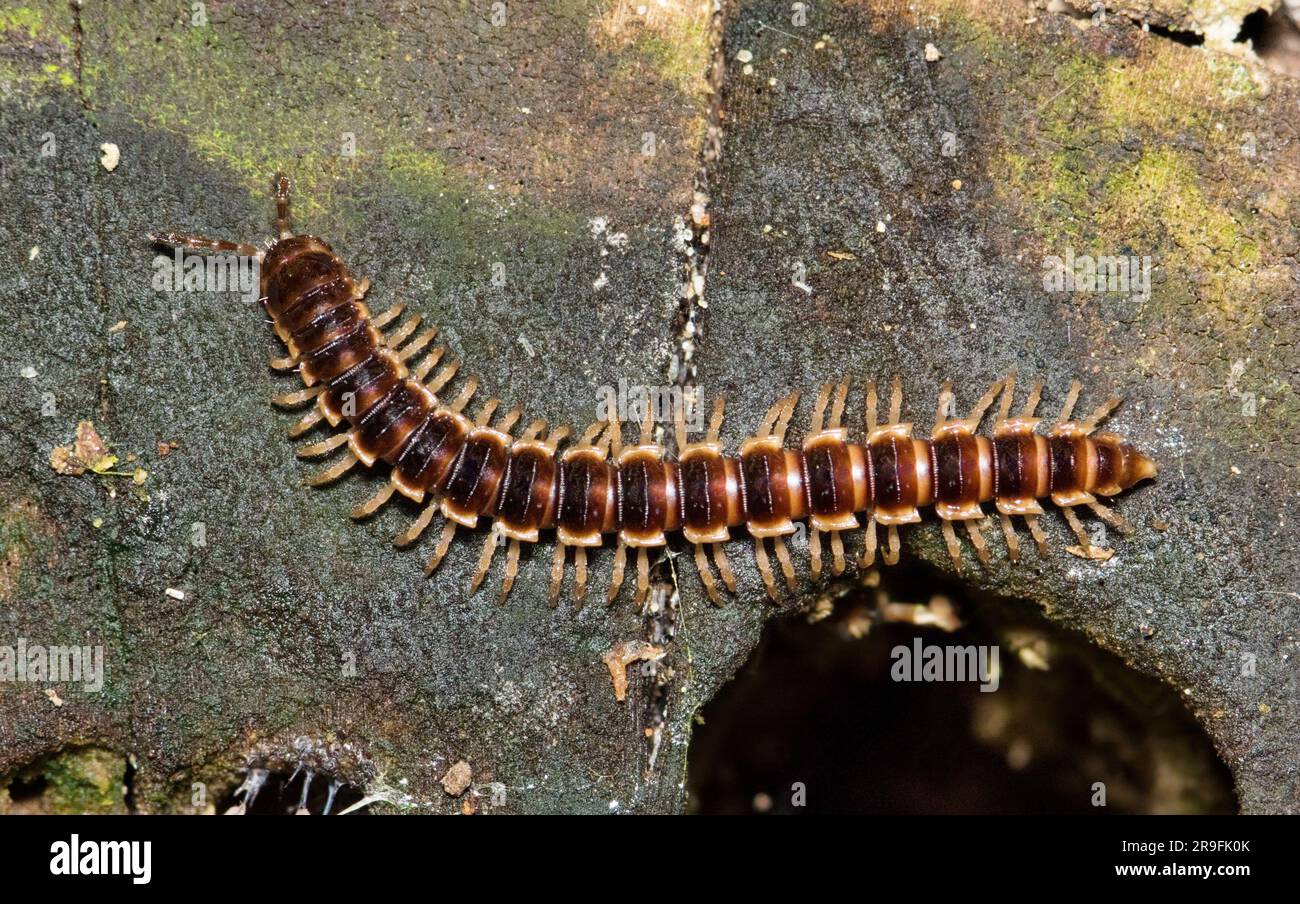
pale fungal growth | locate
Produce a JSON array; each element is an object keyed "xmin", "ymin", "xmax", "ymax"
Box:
[
  {"xmin": 99, "ymin": 142, "xmax": 121, "ymax": 172},
  {"xmin": 603, "ymin": 640, "xmax": 667, "ymax": 702}
]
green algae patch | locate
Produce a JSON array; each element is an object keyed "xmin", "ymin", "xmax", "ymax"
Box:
[
  {"xmin": 1, "ymin": 748, "xmax": 128, "ymax": 815},
  {"xmin": 0, "ymin": 2, "xmax": 78, "ymax": 99}
]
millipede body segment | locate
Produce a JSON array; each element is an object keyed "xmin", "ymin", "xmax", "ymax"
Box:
[{"xmin": 151, "ymin": 177, "xmax": 1158, "ymax": 607}]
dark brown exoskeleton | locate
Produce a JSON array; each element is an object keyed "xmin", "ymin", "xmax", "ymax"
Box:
[{"xmin": 151, "ymin": 177, "xmax": 1157, "ymax": 608}]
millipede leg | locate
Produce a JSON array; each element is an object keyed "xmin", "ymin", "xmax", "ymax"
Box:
[
  {"xmin": 1088, "ymin": 500, "xmax": 1133, "ymax": 535},
  {"xmin": 860, "ymin": 519, "xmax": 878, "ymax": 568},
  {"xmin": 829, "ymin": 380, "xmax": 849, "ymax": 430},
  {"xmin": 1056, "ymin": 379, "xmax": 1083, "ymax": 424},
  {"xmin": 548, "ymin": 544, "xmax": 567, "ymax": 608},
  {"xmin": 773, "ymin": 393, "xmax": 800, "ymax": 442},
  {"xmin": 809, "ymin": 529, "xmax": 823, "ymax": 580},
  {"xmin": 810, "ymin": 384, "xmax": 832, "ymax": 434},
  {"xmin": 449, "ymin": 377, "xmax": 479, "ymax": 413},
  {"xmin": 289, "ymin": 408, "xmax": 324, "ymax": 438},
  {"xmin": 1080, "ymin": 397, "xmax": 1122, "ymax": 433},
  {"xmin": 351, "ymin": 481, "xmax": 395, "ymax": 520},
  {"xmin": 427, "ymin": 360, "xmax": 461, "ymax": 396},
  {"xmin": 386, "ymin": 315, "xmax": 422, "ymax": 350},
  {"xmin": 884, "ymin": 525, "xmax": 901, "ymax": 566},
  {"xmin": 1026, "ymin": 514, "xmax": 1049, "ymax": 556},
  {"xmin": 370, "ymin": 303, "xmax": 406, "ymax": 330},
  {"xmin": 607, "ymin": 539, "xmax": 627, "ymax": 604},
  {"xmin": 773, "ymin": 536, "xmax": 797, "ymax": 591},
  {"xmin": 1061, "ymin": 506, "xmax": 1091, "ymax": 551},
  {"xmin": 997, "ymin": 370, "xmax": 1018, "ymax": 421},
  {"xmin": 574, "ymin": 547, "xmax": 589, "ymax": 607},
  {"xmin": 865, "ymin": 380, "xmax": 878, "ymax": 434},
  {"xmin": 712, "ymin": 542, "xmax": 737, "ymax": 593},
  {"xmin": 148, "ymin": 231, "xmax": 261, "ymax": 258},
  {"xmin": 475, "ymin": 398, "xmax": 501, "ymax": 427},
  {"xmin": 1020, "ymin": 378, "xmax": 1044, "ymax": 418},
  {"xmin": 941, "ymin": 519, "xmax": 963, "ymax": 572},
  {"xmin": 470, "ymin": 529, "xmax": 499, "ymax": 594},
  {"xmin": 830, "ymin": 529, "xmax": 846, "ymax": 575},
  {"xmin": 270, "ymin": 354, "xmax": 298, "ymax": 372},
  {"xmin": 887, "ymin": 374, "xmax": 903, "ymax": 425},
  {"xmin": 273, "ymin": 385, "xmax": 323, "ymax": 408},
  {"xmin": 635, "ymin": 548, "xmax": 651, "ymax": 606},
  {"xmin": 706, "ymin": 395, "xmax": 727, "ymax": 444},
  {"xmin": 412, "ymin": 348, "xmax": 445, "ymax": 382},
  {"xmin": 398, "ymin": 329, "xmax": 438, "ymax": 363},
  {"xmin": 964, "ymin": 518, "xmax": 990, "ymax": 567},
  {"xmin": 694, "ymin": 543, "xmax": 722, "ymax": 605},
  {"xmin": 424, "ymin": 521, "xmax": 458, "ymax": 576},
  {"xmin": 296, "ymin": 432, "xmax": 350, "ymax": 459},
  {"xmin": 500, "ymin": 539, "xmax": 522, "ymax": 604},
  {"xmin": 752, "ymin": 538, "xmax": 779, "ymax": 601},
  {"xmin": 999, "ymin": 513, "xmax": 1022, "ymax": 563},
  {"xmin": 966, "ymin": 377, "xmax": 1004, "ymax": 427},
  {"xmin": 394, "ymin": 502, "xmax": 437, "ymax": 547},
  {"xmin": 306, "ymin": 452, "xmax": 358, "ymax": 486}
]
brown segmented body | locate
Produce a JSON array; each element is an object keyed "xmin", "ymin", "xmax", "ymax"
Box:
[{"xmin": 151, "ymin": 176, "xmax": 1158, "ymax": 607}]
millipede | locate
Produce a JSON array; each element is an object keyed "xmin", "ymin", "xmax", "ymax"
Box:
[{"xmin": 150, "ymin": 176, "xmax": 1158, "ymax": 607}]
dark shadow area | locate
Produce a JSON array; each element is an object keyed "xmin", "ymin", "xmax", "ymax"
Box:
[{"xmin": 687, "ymin": 567, "xmax": 1237, "ymax": 815}]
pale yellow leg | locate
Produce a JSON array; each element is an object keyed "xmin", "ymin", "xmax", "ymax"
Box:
[
  {"xmin": 753, "ymin": 538, "xmax": 778, "ymax": 601},
  {"xmin": 297, "ymin": 432, "xmax": 350, "ymax": 459},
  {"xmin": 574, "ymin": 547, "xmax": 589, "ymax": 607},
  {"xmin": 830, "ymin": 530, "xmax": 846, "ymax": 575},
  {"xmin": 860, "ymin": 519, "xmax": 878, "ymax": 567},
  {"xmin": 941, "ymin": 519, "xmax": 963, "ymax": 572},
  {"xmin": 1026, "ymin": 514, "xmax": 1049, "ymax": 556},
  {"xmin": 1020, "ymin": 378, "xmax": 1044, "ymax": 418},
  {"xmin": 1080, "ymin": 397, "xmax": 1122, "ymax": 433},
  {"xmin": 997, "ymin": 370, "xmax": 1018, "ymax": 421},
  {"xmin": 424, "ymin": 520, "xmax": 457, "ymax": 575},
  {"xmin": 289, "ymin": 408, "xmax": 324, "ymax": 438},
  {"xmin": 385, "ymin": 314, "xmax": 422, "ymax": 349},
  {"xmin": 964, "ymin": 518, "xmax": 990, "ymax": 567},
  {"xmin": 499, "ymin": 539, "xmax": 522, "ymax": 604},
  {"xmin": 999, "ymin": 513, "xmax": 1021, "ymax": 563},
  {"xmin": 470, "ymin": 529, "xmax": 500, "ymax": 594},
  {"xmin": 1061, "ymin": 506, "xmax": 1091, "ymax": 550},
  {"xmin": 273, "ymin": 385, "xmax": 322, "ymax": 408},
  {"xmin": 884, "ymin": 525, "xmax": 901, "ymax": 565},
  {"xmin": 1088, "ymin": 500, "xmax": 1133, "ymax": 535},
  {"xmin": 694, "ymin": 543, "xmax": 722, "ymax": 605},
  {"xmin": 635, "ymin": 548, "xmax": 651, "ymax": 606},
  {"xmin": 809, "ymin": 528, "xmax": 823, "ymax": 580},
  {"xmin": 427, "ymin": 361, "xmax": 461, "ymax": 395},
  {"xmin": 371, "ymin": 303, "xmax": 406, "ymax": 330},
  {"xmin": 394, "ymin": 502, "xmax": 437, "ymax": 547},
  {"xmin": 607, "ymin": 539, "xmax": 627, "ymax": 604},
  {"xmin": 412, "ymin": 348, "xmax": 444, "ymax": 382},
  {"xmin": 1056, "ymin": 379, "xmax": 1083, "ymax": 424},
  {"xmin": 351, "ymin": 481, "xmax": 395, "ymax": 519},
  {"xmin": 306, "ymin": 452, "xmax": 358, "ymax": 486},
  {"xmin": 773, "ymin": 536, "xmax": 796, "ymax": 591},
  {"xmin": 398, "ymin": 328, "xmax": 437, "ymax": 362},
  {"xmin": 548, "ymin": 544, "xmax": 567, "ymax": 608},
  {"xmin": 713, "ymin": 543, "xmax": 736, "ymax": 593}
]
